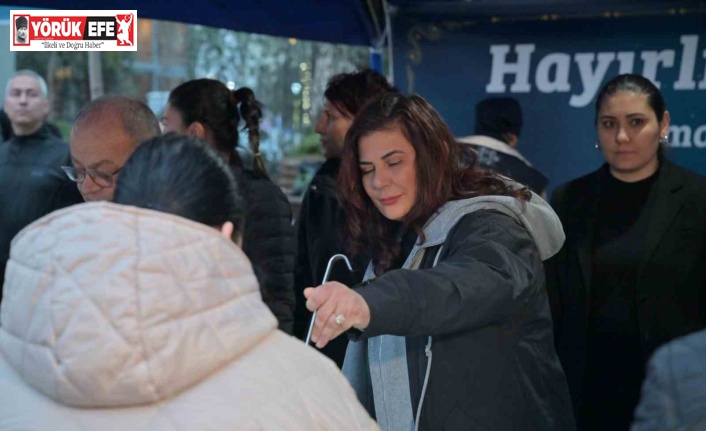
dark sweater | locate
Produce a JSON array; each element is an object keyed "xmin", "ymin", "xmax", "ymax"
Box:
[{"xmin": 584, "ymin": 170, "xmax": 657, "ymax": 431}]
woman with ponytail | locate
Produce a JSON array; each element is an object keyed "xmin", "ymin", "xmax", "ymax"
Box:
[{"xmin": 163, "ymin": 78, "xmax": 295, "ymax": 334}]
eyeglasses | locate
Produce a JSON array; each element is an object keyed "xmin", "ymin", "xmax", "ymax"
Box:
[{"xmin": 61, "ymin": 166, "xmax": 122, "ymax": 188}]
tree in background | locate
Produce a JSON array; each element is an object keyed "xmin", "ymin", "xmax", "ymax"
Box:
[
  {"xmin": 190, "ymin": 26, "xmax": 368, "ymax": 160},
  {"xmin": 15, "ymin": 21, "xmax": 369, "ymax": 157},
  {"xmin": 16, "ymin": 51, "xmax": 137, "ymax": 139}
]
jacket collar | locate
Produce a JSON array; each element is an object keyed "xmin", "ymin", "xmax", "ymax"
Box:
[
  {"xmin": 457, "ymin": 135, "xmax": 532, "ymax": 167},
  {"xmin": 318, "ymin": 157, "xmax": 340, "ymax": 176},
  {"xmin": 8, "ymin": 123, "xmax": 54, "ymax": 144}
]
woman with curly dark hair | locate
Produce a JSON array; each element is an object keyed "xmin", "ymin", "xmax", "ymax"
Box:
[{"xmin": 304, "ymin": 93, "xmax": 575, "ymax": 431}]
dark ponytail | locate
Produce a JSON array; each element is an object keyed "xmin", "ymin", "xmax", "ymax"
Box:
[
  {"xmin": 232, "ymin": 87, "xmax": 267, "ymax": 178},
  {"xmin": 168, "ymin": 79, "xmax": 268, "ymax": 177}
]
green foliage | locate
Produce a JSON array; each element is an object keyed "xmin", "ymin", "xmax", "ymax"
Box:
[
  {"xmin": 288, "ymin": 132, "xmax": 323, "ymax": 156},
  {"xmin": 53, "ymin": 119, "xmax": 72, "ymax": 141},
  {"xmin": 16, "ymin": 51, "xmax": 137, "ymax": 124},
  {"xmin": 101, "ymin": 51, "xmax": 138, "ymax": 97},
  {"xmin": 15, "ymin": 21, "xmax": 373, "ymax": 160}
]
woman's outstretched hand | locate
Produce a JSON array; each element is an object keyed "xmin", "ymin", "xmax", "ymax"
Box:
[{"xmin": 304, "ymin": 281, "xmax": 371, "ymax": 349}]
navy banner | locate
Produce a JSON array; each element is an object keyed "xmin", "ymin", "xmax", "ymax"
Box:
[{"xmin": 393, "ymin": 12, "xmax": 706, "ymax": 194}]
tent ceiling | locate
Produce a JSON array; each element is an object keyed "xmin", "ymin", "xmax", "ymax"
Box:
[
  {"xmin": 3, "ymin": 0, "xmax": 379, "ymax": 45},
  {"xmin": 388, "ymin": 0, "xmax": 704, "ymax": 17},
  {"xmin": 390, "ymin": 0, "xmax": 706, "ymax": 17},
  {"xmin": 4, "ymin": 0, "xmax": 703, "ymax": 46}
]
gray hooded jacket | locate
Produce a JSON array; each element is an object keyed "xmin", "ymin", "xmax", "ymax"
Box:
[{"xmin": 343, "ymin": 192, "xmax": 574, "ymax": 431}]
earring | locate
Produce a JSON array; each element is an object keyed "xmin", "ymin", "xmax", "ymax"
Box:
[
  {"xmin": 659, "ymin": 135, "xmax": 669, "ymax": 146},
  {"xmin": 595, "ymin": 142, "xmax": 599, "ymax": 149}
]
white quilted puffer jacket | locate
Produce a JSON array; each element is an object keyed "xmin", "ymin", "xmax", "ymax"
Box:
[{"xmin": 0, "ymin": 202, "xmax": 378, "ymax": 431}]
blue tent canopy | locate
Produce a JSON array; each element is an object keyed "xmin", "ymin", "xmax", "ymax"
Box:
[
  {"xmin": 2, "ymin": 0, "xmax": 382, "ymax": 46},
  {"xmin": 388, "ymin": 0, "xmax": 694, "ymax": 17},
  {"xmin": 4, "ymin": 0, "xmax": 693, "ymax": 47}
]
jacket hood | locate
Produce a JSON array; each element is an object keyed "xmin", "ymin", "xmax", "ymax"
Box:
[
  {"xmin": 0, "ymin": 202, "xmax": 277, "ymax": 408},
  {"xmin": 423, "ymin": 188, "xmax": 565, "ymax": 261},
  {"xmin": 457, "ymin": 135, "xmax": 532, "ymax": 167}
]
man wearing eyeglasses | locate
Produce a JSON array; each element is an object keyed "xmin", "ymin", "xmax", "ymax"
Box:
[
  {"xmin": 66, "ymin": 96, "xmax": 160, "ymax": 202},
  {"xmin": 0, "ymin": 70, "xmax": 82, "ymax": 299}
]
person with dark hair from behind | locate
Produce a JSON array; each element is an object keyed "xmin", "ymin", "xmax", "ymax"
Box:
[
  {"xmin": 0, "ymin": 133, "xmax": 379, "ymax": 430},
  {"xmin": 458, "ymin": 97, "xmax": 548, "ymax": 196},
  {"xmin": 293, "ymin": 69, "xmax": 398, "ymax": 367},
  {"xmin": 162, "ymin": 79, "xmax": 296, "ymax": 334},
  {"xmin": 545, "ymin": 73, "xmax": 706, "ymax": 431},
  {"xmin": 305, "ymin": 93, "xmax": 575, "ymax": 430},
  {"xmin": 0, "ymin": 70, "xmax": 82, "ymax": 300}
]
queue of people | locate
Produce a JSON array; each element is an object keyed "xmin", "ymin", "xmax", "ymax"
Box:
[{"xmin": 1, "ymin": 68, "xmax": 705, "ymax": 431}]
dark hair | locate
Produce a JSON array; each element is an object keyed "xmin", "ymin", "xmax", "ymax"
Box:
[
  {"xmin": 595, "ymin": 74, "xmax": 666, "ymax": 123},
  {"xmin": 474, "ymin": 97, "xmax": 523, "ymax": 143},
  {"xmin": 168, "ymin": 79, "xmax": 267, "ymax": 178},
  {"xmin": 324, "ymin": 69, "xmax": 398, "ymax": 118},
  {"xmin": 113, "ymin": 133, "xmax": 245, "ymax": 238},
  {"xmin": 338, "ymin": 93, "xmax": 531, "ymax": 274},
  {"xmin": 595, "ymin": 73, "xmax": 668, "ymax": 158},
  {"xmin": 73, "ymin": 95, "xmax": 161, "ymax": 145}
]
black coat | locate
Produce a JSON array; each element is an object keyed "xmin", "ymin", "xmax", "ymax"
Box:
[
  {"xmin": 233, "ymin": 166, "xmax": 296, "ymax": 334},
  {"xmin": 0, "ymin": 124, "xmax": 83, "ymax": 297},
  {"xmin": 355, "ymin": 210, "xmax": 575, "ymax": 431},
  {"xmin": 293, "ymin": 158, "xmax": 368, "ymax": 366},
  {"xmin": 545, "ymin": 160, "xmax": 706, "ymax": 421}
]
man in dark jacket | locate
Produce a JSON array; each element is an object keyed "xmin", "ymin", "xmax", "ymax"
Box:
[
  {"xmin": 1, "ymin": 108, "xmax": 64, "ymax": 142},
  {"xmin": 458, "ymin": 97, "xmax": 548, "ymax": 196},
  {"xmin": 0, "ymin": 70, "xmax": 83, "ymax": 298},
  {"xmin": 293, "ymin": 70, "xmax": 397, "ymax": 366}
]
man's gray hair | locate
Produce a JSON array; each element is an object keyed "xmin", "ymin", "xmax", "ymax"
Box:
[
  {"xmin": 5, "ymin": 70, "xmax": 49, "ymax": 98},
  {"xmin": 72, "ymin": 96, "xmax": 161, "ymax": 146}
]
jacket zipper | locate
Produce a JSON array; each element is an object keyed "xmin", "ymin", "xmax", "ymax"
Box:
[
  {"xmin": 414, "ymin": 337, "xmax": 433, "ymax": 431},
  {"xmin": 414, "ymin": 245, "xmax": 442, "ymax": 431}
]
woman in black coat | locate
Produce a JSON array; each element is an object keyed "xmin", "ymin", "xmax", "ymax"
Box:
[
  {"xmin": 546, "ymin": 73, "xmax": 706, "ymax": 431},
  {"xmin": 162, "ymin": 79, "xmax": 295, "ymax": 334}
]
